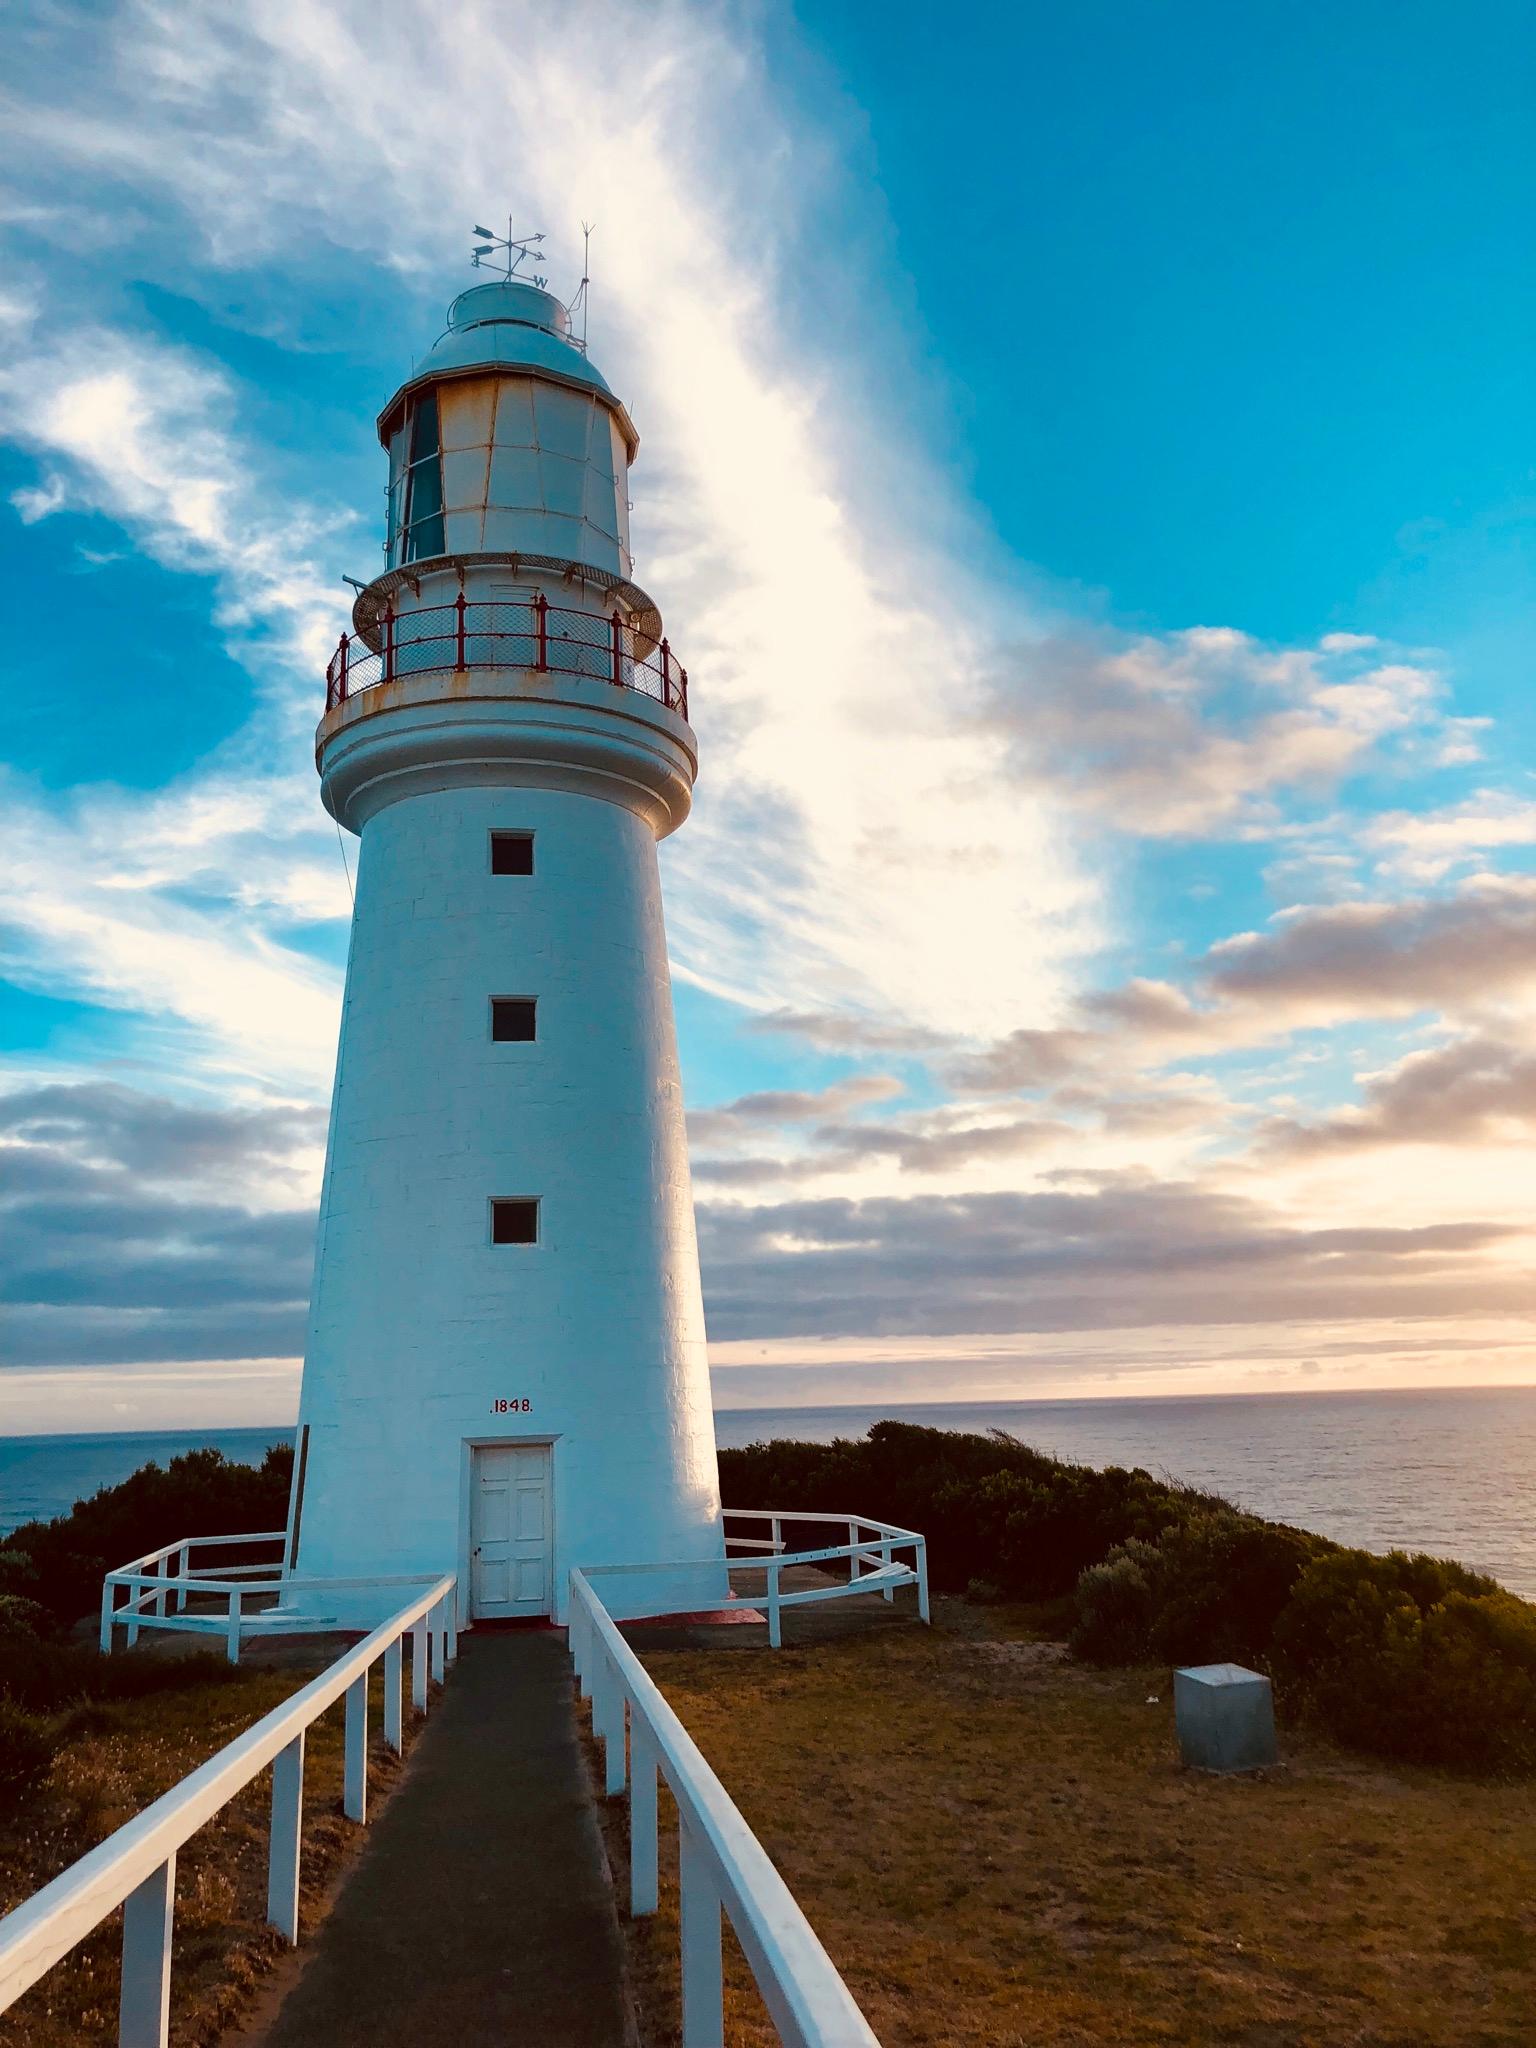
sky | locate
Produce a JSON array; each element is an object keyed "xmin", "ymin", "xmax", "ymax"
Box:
[{"xmin": 1, "ymin": 0, "xmax": 1534, "ymax": 1432}]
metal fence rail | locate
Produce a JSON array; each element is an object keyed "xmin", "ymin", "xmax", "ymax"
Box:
[
  {"xmin": 569, "ymin": 1566, "xmax": 881, "ymax": 2048},
  {"xmin": 0, "ymin": 1574, "xmax": 458, "ymax": 2046},
  {"xmin": 325, "ymin": 594, "xmax": 689, "ymax": 719}
]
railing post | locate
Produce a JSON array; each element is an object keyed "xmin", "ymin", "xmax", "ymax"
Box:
[
  {"xmin": 267, "ymin": 1731, "xmax": 304, "ymax": 1944},
  {"xmin": 175, "ymin": 1544, "xmax": 189, "ymax": 1614},
  {"xmin": 100, "ymin": 1576, "xmax": 117, "ymax": 1656},
  {"xmin": 535, "ymin": 591, "xmax": 549, "ymax": 671},
  {"xmin": 226, "ymin": 1588, "xmax": 242, "ymax": 1665},
  {"xmin": 629, "ymin": 1722, "xmax": 659, "ymax": 1916},
  {"xmin": 430, "ymin": 1600, "xmax": 446, "ymax": 1685},
  {"xmin": 679, "ymin": 665, "xmax": 688, "ymax": 721},
  {"xmin": 412, "ymin": 1619, "xmax": 429, "ymax": 1712},
  {"xmin": 848, "ymin": 1518, "xmax": 860, "ymax": 1587},
  {"xmin": 383, "ymin": 606, "xmax": 395, "ymax": 686},
  {"xmin": 771, "ymin": 1514, "xmax": 782, "ymax": 1556},
  {"xmin": 455, "ymin": 590, "xmax": 466, "ymax": 670},
  {"xmin": 660, "ymin": 636, "xmax": 671, "ymax": 703},
  {"xmin": 125, "ymin": 1575, "xmax": 142, "ymax": 1650},
  {"xmin": 609, "ymin": 609, "xmax": 623, "ymax": 687},
  {"xmin": 767, "ymin": 1557, "xmax": 782, "ymax": 1650},
  {"xmin": 605, "ymin": 1683, "xmax": 627, "ymax": 1799},
  {"xmin": 344, "ymin": 1673, "xmax": 368, "ymax": 1823},
  {"xmin": 339, "ymin": 632, "xmax": 349, "ymax": 703},
  {"xmin": 679, "ymin": 1818, "xmax": 724, "ymax": 2048},
  {"xmin": 384, "ymin": 1636, "xmax": 404, "ymax": 1754},
  {"xmin": 445, "ymin": 1599, "xmax": 458, "ymax": 1666},
  {"xmin": 153, "ymin": 1553, "xmax": 169, "ymax": 1620},
  {"xmin": 916, "ymin": 1537, "xmax": 931, "ymax": 1624},
  {"xmin": 118, "ymin": 1853, "xmax": 175, "ymax": 2048}
]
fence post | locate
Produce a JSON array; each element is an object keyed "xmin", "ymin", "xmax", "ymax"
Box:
[
  {"xmin": 679, "ymin": 1818, "xmax": 724, "ymax": 2048},
  {"xmin": 412, "ymin": 1620, "xmax": 429, "ymax": 1711},
  {"xmin": 225, "ymin": 1589, "xmax": 242, "ymax": 1665},
  {"xmin": 125, "ymin": 1576, "xmax": 142, "ymax": 1650},
  {"xmin": 455, "ymin": 590, "xmax": 467, "ymax": 669},
  {"xmin": 153, "ymin": 1553, "xmax": 169, "ymax": 1620},
  {"xmin": 767, "ymin": 1557, "xmax": 782, "ymax": 1650},
  {"xmin": 881, "ymin": 1532, "xmax": 895, "ymax": 1602},
  {"xmin": 384, "ymin": 1636, "xmax": 404, "ymax": 1754},
  {"xmin": 119, "ymin": 1853, "xmax": 175, "ymax": 2048},
  {"xmin": 629, "ymin": 1722, "xmax": 659, "ymax": 1916},
  {"xmin": 535, "ymin": 591, "xmax": 549, "ymax": 671},
  {"xmin": 100, "ymin": 1577, "xmax": 117, "ymax": 1656},
  {"xmin": 609, "ymin": 609, "xmax": 623, "ymax": 687},
  {"xmin": 175, "ymin": 1544, "xmax": 190, "ymax": 1614},
  {"xmin": 344, "ymin": 1674, "xmax": 368, "ymax": 1823},
  {"xmin": 267, "ymin": 1731, "xmax": 304, "ymax": 1944},
  {"xmin": 916, "ymin": 1537, "xmax": 931, "ymax": 1625},
  {"xmin": 605, "ymin": 1687, "xmax": 627, "ymax": 1799}
]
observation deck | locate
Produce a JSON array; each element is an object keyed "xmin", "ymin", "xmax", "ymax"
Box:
[{"xmin": 324, "ymin": 593, "xmax": 689, "ymax": 721}]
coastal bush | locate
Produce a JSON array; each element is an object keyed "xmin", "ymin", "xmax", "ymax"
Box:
[
  {"xmin": 0, "ymin": 1593, "xmax": 49, "ymax": 1638},
  {"xmin": 719, "ymin": 1421, "xmax": 1226, "ymax": 1598},
  {"xmin": 0, "ymin": 1699, "xmax": 60, "ymax": 1818},
  {"xmin": 0, "ymin": 1443, "xmax": 293, "ymax": 1631},
  {"xmin": 1272, "ymin": 1549, "xmax": 1536, "ymax": 1772},
  {"xmin": 723, "ymin": 1420, "xmax": 1536, "ymax": 1775}
]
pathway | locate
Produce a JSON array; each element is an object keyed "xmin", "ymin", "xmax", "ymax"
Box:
[{"xmin": 244, "ymin": 1629, "xmax": 633, "ymax": 2047}]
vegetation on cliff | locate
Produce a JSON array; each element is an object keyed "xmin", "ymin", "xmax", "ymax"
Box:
[{"xmin": 719, "ymin": 1420, "xmax": 1536, "ymax": 1772}]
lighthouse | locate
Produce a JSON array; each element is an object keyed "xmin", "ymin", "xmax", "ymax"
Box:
[{"xmin": 285, "ymin": 241, "xmax": 724, "ymax": 1625}]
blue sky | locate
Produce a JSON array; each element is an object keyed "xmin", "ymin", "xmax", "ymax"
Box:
[{"xmin": 1, "ymin": 0, "xmax": 1533, "ymax": 1429}]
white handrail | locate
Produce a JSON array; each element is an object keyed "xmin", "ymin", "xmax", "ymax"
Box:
[
  {"xmin": 588, "ymin": 1520, "xmax": 930, "ymax": 1647},
  {"xmin": 569, "ymin": 1568, "xmax": 880, "ymax": 2048},
  {"xmin": 0, "ymin": 1573, "xmax": 457, "ymax": 2043}
]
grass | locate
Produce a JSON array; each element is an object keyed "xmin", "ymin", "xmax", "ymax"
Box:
[
  {"xmin": 0, "ymin": 1652, "xmax": 426, "ymax": 2047},
  {"xmin": 603, "ymin": 1598, "xmax": 1536, "ymax": 2047}
]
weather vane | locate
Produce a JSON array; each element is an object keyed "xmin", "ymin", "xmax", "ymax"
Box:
[{"xmin": 471, "ymin": 220, "xmax": 549, "ymax": 288}]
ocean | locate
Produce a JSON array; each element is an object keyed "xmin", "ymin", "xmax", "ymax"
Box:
[{"xmin": 1, "ymin": 1386, "xmax": 1532, "ymax": 1598}]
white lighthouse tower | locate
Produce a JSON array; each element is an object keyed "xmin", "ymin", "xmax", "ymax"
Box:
[{"xmin": 286, "ymin": 237, "xmax": 724, "ymax": 1625}]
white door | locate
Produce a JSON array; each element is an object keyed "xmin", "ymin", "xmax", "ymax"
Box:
[{"xmin": 470, "ymin": 1444, "xmax": 553, "ymax": 1619}]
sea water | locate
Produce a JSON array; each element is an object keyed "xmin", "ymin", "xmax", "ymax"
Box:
[{"xmin": 2, "ymin": 1387, "xmax": 1532, "ymax": 1598}]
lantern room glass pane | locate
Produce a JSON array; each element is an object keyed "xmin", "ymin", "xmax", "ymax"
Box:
[{"xmin": 408, "ymin": 389, "xmax": 440, "ymax": 462}]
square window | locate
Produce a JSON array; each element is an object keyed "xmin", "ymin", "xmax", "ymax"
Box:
[
  {"xmin": 491, "ymin": 997, "xmax": 537, "ymax": 1042},
  {"xmin": 490, "ymin": 831, "xmax": 534, "ymax": 876},
  {"xmin": 490, "ymin": 1198, "xmax": 539, "ymax": 1245}
]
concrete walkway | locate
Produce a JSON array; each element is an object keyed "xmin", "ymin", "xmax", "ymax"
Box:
[{"xmin": 246, "ymin": 1629, "xmax": 633, "ymax": 2047}]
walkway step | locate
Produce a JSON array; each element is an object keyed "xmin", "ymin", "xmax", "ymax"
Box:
[{"xmin": 247, "ymin": 1630, "xmax": 633, "ymax": 2047}]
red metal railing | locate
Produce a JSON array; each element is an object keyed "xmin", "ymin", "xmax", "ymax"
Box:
[{"xmin": 324, "ymin": 594, "xmax": 689, "ymax": 721}]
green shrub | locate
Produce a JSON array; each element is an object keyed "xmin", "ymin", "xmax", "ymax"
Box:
[
  {"xmin": 0, "ymin": 1443, "xmax": 292, "ymax": 1631},
  {"xmin": 0, "ymin": 1699, "xmax": 60, "ymax": 1818},
  {"xmin": 0, "ymin": 1594, "xmax": 49, "ymax": 1639},
  {"xmin": 1071, "ymin": 1541, "xmax": 1159, "ymax": 1662},
  {"xmin": 1271, "ymin": 1549, "xmax": 1536, "ymax": 1772}
]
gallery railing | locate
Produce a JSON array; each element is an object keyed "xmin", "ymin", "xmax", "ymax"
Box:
[
  {"xmin": 324, "ymin": 594, "xmax": 689, "ymax": 719},
  {"xmin": 0, "ymin": 1574, "xmax": 458, "ymax": 2045},
  {"xmin": 570, "ymin": 1565, "xmax": 882, "ymax": 2047}
]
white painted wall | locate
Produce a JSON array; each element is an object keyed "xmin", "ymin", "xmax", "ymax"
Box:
[{"xmin": 292, "ymin": 683, "xmax": 724, "ymax": 1622}]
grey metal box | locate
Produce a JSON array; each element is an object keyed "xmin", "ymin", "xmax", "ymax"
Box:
[{"xmin": 1174, "ymin": 1662, "xmax": 1278, "ymax": 1772}]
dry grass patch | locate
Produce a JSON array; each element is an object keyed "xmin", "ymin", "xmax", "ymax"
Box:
[
  {"xmin": 602, "ymin": 1604, "xmax": 1536, "ymax": 2047},
  {"xmin": 0, "ymin": 1651, "xmax": 425, "ymax": 2047}
]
